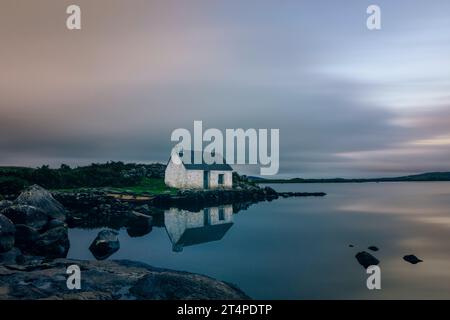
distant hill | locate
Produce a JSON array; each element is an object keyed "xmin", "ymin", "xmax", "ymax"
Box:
[{"xmin": 250, "ymin": 172, "xmax": 450, "ymax": 183}]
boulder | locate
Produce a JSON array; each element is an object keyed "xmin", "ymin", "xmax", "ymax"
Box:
[
  {"xmin": 355, "ymin": 251, "xmax": 380, "ymax": 269},
  {"xmin": 126, "ymin": 216, "xmax": 153, "ymax": 237},
  {"xmin": 1, "ymin": 205, "xmax": 49, "ymax": 230},
  {"xmin": 368, "ymin": 246, "xmax": 379, "ymax": 252},
  {"xmin": 403, "ymin": 254, "xmax": 423, "ymax": 264},
  {"xmin": 0, "ymin": 200, "xmax": 13, "ymax": 212},
  {"xmin": 129, "ymin": 271, "xmax": 250, "ymax": 300},
  {"xmin": 34, "ymin": 226, "xmax": 70, "ymax": 258},
  {"xmin": 0, "ymin": 214, "xmax": 15, "ymax": 253},
  {"xmin": 14, "ymin": 224, "xmax": 40, "ymax": 249},
  {"xmin": 15, "ymin": 185, "xmax": 66, "ymax": 221},
  {"xmin": 45, "ymin": 219, "xmax": 67, "ymax": 230},
  {"xmin": 89, "ymin": 230, "xmax": 120, "ymax": 260},
  {"xmin": 0, "ymin": 247, "xmax": 23, "ymax": 265}
]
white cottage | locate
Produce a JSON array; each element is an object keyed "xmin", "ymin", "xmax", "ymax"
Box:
[{"xmin": 165, "ymin": 150, "xmax": 233, "ymax": 189}]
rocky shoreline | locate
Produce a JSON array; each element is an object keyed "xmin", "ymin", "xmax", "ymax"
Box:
[
  {"xmin": 0, "ymin": 185, "xmax": 262, "ymax": 300},
  {"xmin": 0, "ymin": 257, "xmax": 249, "ymax": 300}
]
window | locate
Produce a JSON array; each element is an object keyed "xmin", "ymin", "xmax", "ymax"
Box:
[{"xmin": 218, "ymin": 174, "xmax": 224, "ymax": 185}]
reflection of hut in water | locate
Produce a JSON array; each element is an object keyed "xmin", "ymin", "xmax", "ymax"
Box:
[{"xmin": 164, "ymin": 205, "xmax": 234, "ymax": 252}]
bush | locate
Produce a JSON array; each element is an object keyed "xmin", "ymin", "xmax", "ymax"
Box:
[{"xmin": 0, "ymin": 176, "xmax": 28, "ymax": 195}]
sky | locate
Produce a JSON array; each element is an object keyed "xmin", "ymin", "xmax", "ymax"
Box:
[{"xmin": 1, "ymin": 0, "xmax": 450, "ymax": 178}]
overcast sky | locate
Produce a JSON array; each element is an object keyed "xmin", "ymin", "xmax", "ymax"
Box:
[{"xmin": 1, "ymin": 0, "xmax": 450, "ymax": 177}]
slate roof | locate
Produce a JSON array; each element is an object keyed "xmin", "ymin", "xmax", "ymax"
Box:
[{"xmin": 176, "ymin": 150, "xmax": 233, "ymax": 171}]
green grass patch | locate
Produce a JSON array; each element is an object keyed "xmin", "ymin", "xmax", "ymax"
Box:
[{"xmin": 53, "ymin": 178, "xmax": 177, "ymax": 196}]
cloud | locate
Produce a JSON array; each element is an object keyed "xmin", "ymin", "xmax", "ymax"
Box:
[{"xmin": 1, "ymin": 0, "xmax": 450, "ymax": 177}]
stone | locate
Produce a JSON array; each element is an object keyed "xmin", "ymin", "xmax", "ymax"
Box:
[
  {"xmin": 0, "ymin": 248, "xmax": 23, "ymax": 264},
  {"xmin": 0, "ymin": 214, "xmax": 15, "ymax": 253},
  {"xmin": 15, "ymin": 185, "xmax": 66, "ymax": 221},
  {"xmin": 14, "ymin": 224, "xmax": 40, "ymax": 249},
  {"xmin": 89, "ymin": 230, "xmax": 120, "ymax": 260},
  {"xmin": 34, "ymin": 226, "xmax": 70, "ymax": 258},
  {"xmin": 355, "ymin": 251, "xmax": 380, "ymax": 269},
  {"xmin": 0, "ymin": 200, "xmax": 13, "ymax": 212},
  {"xmin": 126, "ymin": 216, "xmax": 153, "ymax": 238},
  {"xmin": 129, "ymin": 271, "xmax": 250, "ymax": 300},
  {"xmin": 368, "ymin": 246, "xmax": 379, "ymax": 252},
  {"xmin": 1, "ymin": 205, "xmax": 49, "ymax": 231},
  {"xmin": 403, "ymin": 254, "xmax": 423, "ymax": 264}
]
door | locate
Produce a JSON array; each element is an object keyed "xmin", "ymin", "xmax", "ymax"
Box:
[{"xmin": 203, "ymin": 171, "xmax": 209, "ymax": 189}]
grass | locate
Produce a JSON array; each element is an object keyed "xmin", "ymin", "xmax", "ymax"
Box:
[{"xmin": 53, "ymin": 178, "xmax": 178, "ymax": 196}]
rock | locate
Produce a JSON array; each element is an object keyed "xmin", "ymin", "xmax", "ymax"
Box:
[
  {"xmin": 0, "ymin": 200, "xmax": 13, "ymax": 212},
  {"xmin": 1, "ymin": 205, "xmax": 49, "ymax": 230},
  {"xmin": 355, "ymin": 251, "xmax": 380, "ymax": 269},
  {"xmin": 368, "ymin": 246, "xmax": 379, "ymax": 252},
  {"xmin": 15, "ymin": 185, "xmax": 66, "ymax": 221},
  {"xmin": 349, "ymin": 244, "xmax": 354, "ymax": 248},
  {"xmin": 126, "ymin": 216, "xmax": 153, "ymax": 238},
  {"xmin": 0, "ymin": 248, "xmax": 23, "ymax": 264},
  {"xmin": 130, "ymin": 271, "xmax": 249, "ymax": 300},
  {"xmin": 0, "ymin": 259, "xmax": 249, "ymax": 300},
  {"xmin": 89, "ymin": 230, "xmax": 120, "ymax": 260},
  {"xmin": 403, "ymin": 254, "xmax": 423, "ymax": 264},
  {"xmin": 0, "ymin": 214, "xmax": 15, "ymax": 253},
  {"xmin": 14, "ymin": 224, "xmax": 40, "ymax": 249},
  {"xmin": 45, "ymin": 219, "xmax": 66, "ymax": 230},
  {"xmin": 34, "ymin": 226, "xmax": 70, "ymax": 258}
]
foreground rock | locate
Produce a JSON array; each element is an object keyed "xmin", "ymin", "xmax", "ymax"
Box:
[
  {"xmin": 355, "ymin": 251, "xmax": 380, "ymax": 269},
  {"xmin": 89, "ymin": 230, "xmax": 120, "ymax": 260},
  {"xmin": 1, "ymin": 205, "xmax": 49, "ymax": 230},
  {"xmin": 0, "ymin": 259, "xmax": 250, "ymax": 300},
  {"xmin": 0, "ymin": 214, "xmax": 15, "ymax": 253},
  {"xmin": 0, "ymin": 200, "xmax": 13, "ymax": 212},
  {"xmin": 403, "ymin": 254, "xmax": 423, "ymax": 264},
  {"xmin": 0, "ymin": 186, "xmax": 69, "ymax": 258},
  {"xmin": 15, "ymin": 185, "xmax": 66, "ymax": 221}
]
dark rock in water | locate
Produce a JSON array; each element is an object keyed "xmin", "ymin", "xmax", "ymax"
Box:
[
  {"xmin": 0, "ymin": 214, "xmax": 15, "ymax": 253},
  {"xmin": 0, "ymin": 200, "xmax": 13, "ymax": 212},
  {"xmin": 349, "ymin": 244, "xmax": 354, "ymax": 248},
  {"xmin": 89, "ymin": 230, "xmax": 120, "ymax": 260},
  {"xmin": 15, "ymin": 185, "xmax": 66, "ymax": 221},
  {"xmin": 403, "ymin": 254, "xmax": 423, "ymax": 264},
  {"xmin": 0, "ymin": 259, "xmax": 249, "ymax": 300},
  {"xmin": 34, "ymin": 226, "xmax": 70, "ymax": 258},
  {"xmin": 130, "ymin": 271, "xmax": 249, "ymax": 300},
  {"xmin": 368, "ymin": 246, "xmax": 379, "ymax": 252},
  {"xmin": 126, "ymin": 216, "xmax": 153, "ymax": 238},
  {"xmin": 355, "ymin": 251, "xmax": 380, "ymax": 269},
  {"xmin": 1, "ymin": 205, "xmax": 49, "ymax": 231}
]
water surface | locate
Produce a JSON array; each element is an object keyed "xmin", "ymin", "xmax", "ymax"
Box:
[{"xmin": 68, "ymin": 182, "xmax": 450, "ymax": 299}]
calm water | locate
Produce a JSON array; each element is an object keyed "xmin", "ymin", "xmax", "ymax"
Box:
[{"xmin": 68, "ymin": 183, "xmax": 450, "ymax": 299}]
